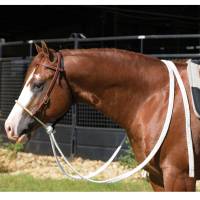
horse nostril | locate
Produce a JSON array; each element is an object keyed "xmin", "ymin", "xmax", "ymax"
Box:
[
  {"xmin": 5, "ymin": 123, "xmax": 18, "ymax": 141},
  {"xmin": 8, "ymin": 126, "xmax": 11, "ymax": 132},
  {"xmin": 5, "ymin": 123, "xmax": 13, "ymax": 136},
  {"xmin": 7, "ymin": 125, "xmax": 13, "ymax": 135}
]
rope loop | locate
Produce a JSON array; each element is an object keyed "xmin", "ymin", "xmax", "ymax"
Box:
[{"xmin": 46, "ymin": 126, "xmax": 56, "ymax": 135}]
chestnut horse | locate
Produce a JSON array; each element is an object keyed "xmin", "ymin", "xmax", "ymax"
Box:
[{"xmin": 4, "ymin": 42, "xmax": 200, "ymax": 191}]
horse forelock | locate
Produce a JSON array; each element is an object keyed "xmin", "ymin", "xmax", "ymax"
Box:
[{"xmin": 25, "ymin": 52, "xmax": 54, "ymax": 84}]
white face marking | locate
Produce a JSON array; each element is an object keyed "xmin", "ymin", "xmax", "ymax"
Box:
[
  {"xmin": 34, "ymin": 74, "xmax": 41, "ymax": 81},
  {"xmin": 6, "ymin": 69, "xmax": 36, "ymax": 134},
  {"xmin": 18, "ymin": 69, "xmax": 35, "ymax": 106}
]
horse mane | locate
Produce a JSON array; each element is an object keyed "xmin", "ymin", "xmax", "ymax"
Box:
[
  {"xmin": 59, "ymin": 48, "xmax": 190, "ymax": 71},
  {"xmin": 60, "ymin": 48, "xmax": 138, "ymax": 56},
  {"xmin": 172, "ymin": 58, "xmax": 188, "ymax": 69},
  {"xmin": 59, "ymin": 48, "xmax": 160, "ymax": 64},
  {"xmin": 172, "ymin": 58, "xmax": 188, "ymax": 63}
]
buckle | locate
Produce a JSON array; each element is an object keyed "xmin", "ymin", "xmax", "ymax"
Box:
[{"xmin": 44, "ymin": 96, "xmax": 50, "ymax": 105}]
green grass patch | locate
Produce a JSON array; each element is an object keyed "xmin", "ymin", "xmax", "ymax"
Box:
[{"xmin": 0, "ymin": 174, "xmax": 152, "ymax": 192}]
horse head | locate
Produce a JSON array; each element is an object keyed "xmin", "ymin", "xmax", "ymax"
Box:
[{"xmin": 5, "ymin": 41, "xmax": 72, "ymax": 143}]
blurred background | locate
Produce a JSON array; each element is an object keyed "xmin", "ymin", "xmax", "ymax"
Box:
[{"xmin": 0, "ymin": 5, "xmax": 200, "ymax": 41}]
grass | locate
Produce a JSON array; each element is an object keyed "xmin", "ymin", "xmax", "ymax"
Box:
[{"xmin": 0, "ymin": 174, "xmax": 152, "ymax": 192}]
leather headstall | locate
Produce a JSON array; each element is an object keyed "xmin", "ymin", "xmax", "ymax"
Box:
[{"xmin": 32, "ymin": 51, "xmax": 64, "ymax": 117}]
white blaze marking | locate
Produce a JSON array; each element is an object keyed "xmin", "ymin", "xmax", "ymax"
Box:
[
  {"xmin": 34, "ymin": 74, "xmax": 41, "ymax": 80},
  {"xmin": 18, "ymin": 70, "xmax": 35, "ymax": 107},
  {"xmin": 6, "ymin": 69, "xmax": 36, "ymax": 134}
]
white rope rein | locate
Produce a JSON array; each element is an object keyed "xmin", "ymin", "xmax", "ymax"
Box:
[
  {"xmin": 46, "ymin": 60, "xmax": 175, "ymax": 183},
  {"xmin": 15, "ymin": 59, "xmax": 195, "ymax": 183},
  {"xmin": 162, "ymin": 60, "xmax": 194, "ymax": 177}
]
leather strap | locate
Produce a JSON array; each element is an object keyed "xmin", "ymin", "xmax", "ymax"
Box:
[{"xmin": 32, "ymin": 51, "xmax": 64, "ymax": 116}]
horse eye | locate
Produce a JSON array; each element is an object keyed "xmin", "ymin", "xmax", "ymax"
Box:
[{"xmin": 32, "ymin": 82, "xmax": 44, "ymax": 92}]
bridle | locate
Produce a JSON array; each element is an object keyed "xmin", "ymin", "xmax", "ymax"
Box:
[
  {"xmin": 32, "ymin": 51, "xmax": 64, "ymax": 117},
  {"xmin": 15, "ymin": 51, "xmax": 64, "ymax": 125}
]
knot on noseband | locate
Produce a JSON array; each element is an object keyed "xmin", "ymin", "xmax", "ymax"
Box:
[{"xmin": 46, "ymin": 125, "xmax": 56, "ymax": 135}]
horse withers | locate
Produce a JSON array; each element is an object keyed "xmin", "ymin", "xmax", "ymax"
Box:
[{"xmin": 4, "ymin": 42, "xmax": 200, "ymax": 191}]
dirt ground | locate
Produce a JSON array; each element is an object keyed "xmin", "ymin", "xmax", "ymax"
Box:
[
  {"xmin": 0, "ymin": 148, "xmax": 146, "ymax": 181},
  {"xmin": 1, "ymin": 147, "xmax": 200, "ymax": 191}
]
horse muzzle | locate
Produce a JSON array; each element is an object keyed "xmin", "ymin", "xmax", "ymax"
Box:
[{"xmin": 4, "ymin": 119, "xmax": 31, "ymax": 144}]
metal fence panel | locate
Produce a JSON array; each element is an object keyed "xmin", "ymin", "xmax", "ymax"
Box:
[{"xmin": 0, "ymin": 58, "xmax": 28, "ymax": 118}]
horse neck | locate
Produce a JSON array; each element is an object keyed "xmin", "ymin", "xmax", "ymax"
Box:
[{"xmin": 62, "ymin": 49, "xmax": 169, "ymax": 129}]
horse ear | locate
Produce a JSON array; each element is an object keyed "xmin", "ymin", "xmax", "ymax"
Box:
[
  {"xmin": 49, "ymin": 49, "xmax": 57, "ymax": 62},
  {"xmin": 34, "ymin": 43, "xmax": 42, "ymax": 53},
  {"xmin": 41, "ymin": 40, "xmax": 49, "ymax": 55}
]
